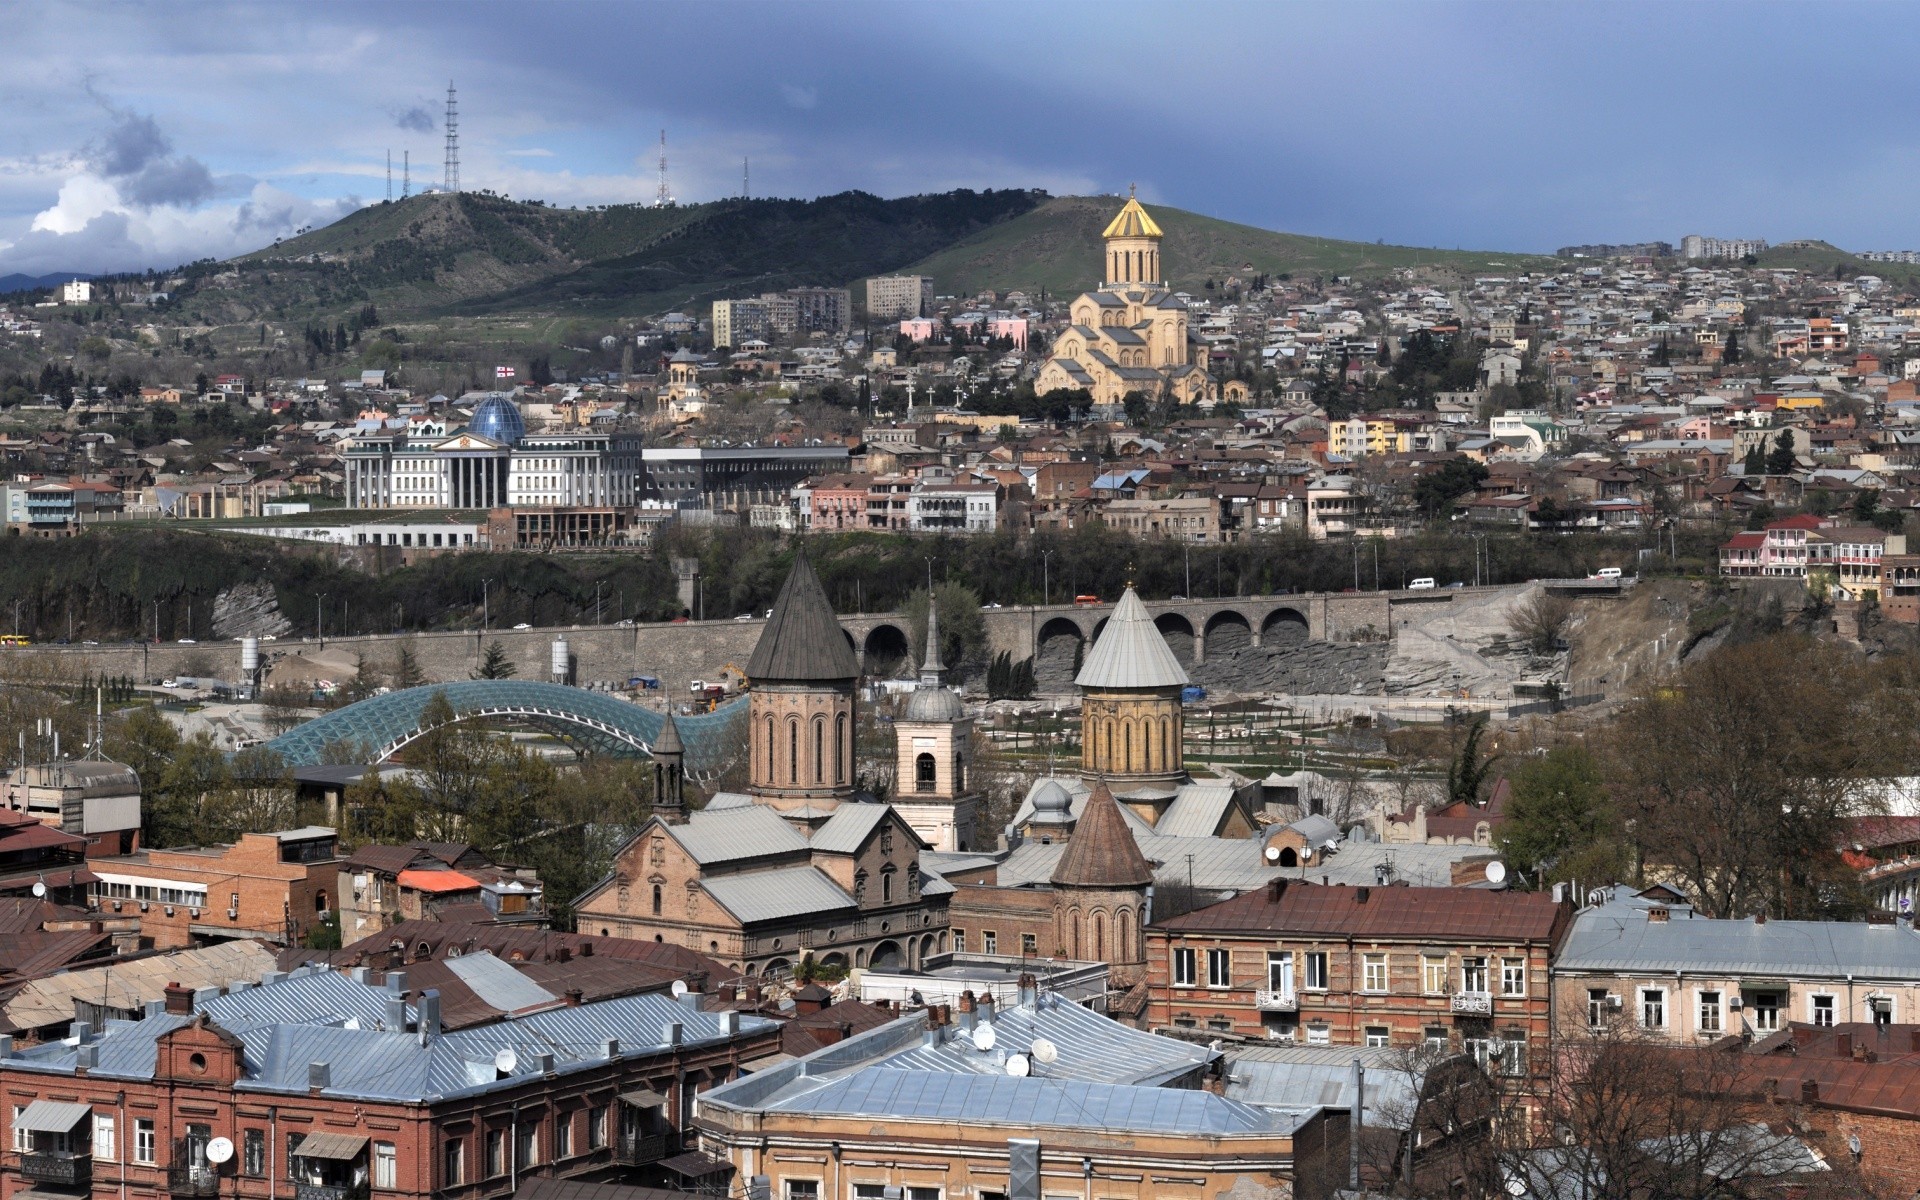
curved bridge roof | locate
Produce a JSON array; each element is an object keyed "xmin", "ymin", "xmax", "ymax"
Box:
[{"xmin": 263, "ymin": 680, "xmax": 747, "ymax": 774}]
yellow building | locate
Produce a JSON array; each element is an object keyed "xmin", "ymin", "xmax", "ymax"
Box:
[{"xmin": 1036, "ymin": 190, "xmax": 1214, "ymax": 407}]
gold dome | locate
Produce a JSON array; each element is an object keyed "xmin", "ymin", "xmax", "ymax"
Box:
[{"xmin": 1101, "ymin": 189, "xmax": 1163, "ymax": 240}]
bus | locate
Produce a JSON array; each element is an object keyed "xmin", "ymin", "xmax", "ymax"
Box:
[{"xmin": 0, "ymin": 635, "xmax": 28, "ymax": 648}]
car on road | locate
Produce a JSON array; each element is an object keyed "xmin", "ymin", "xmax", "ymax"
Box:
[
  {"xmin": 1408, "ymin": 578, "xmax": 1436, "ymax": 590},
  {"xmin": 177, "ymin": 638, "xmax": 197, "ymax": 645},
  {"xmin": 512, "ymin": 623, "xmax": 531, "ymax": 630}
]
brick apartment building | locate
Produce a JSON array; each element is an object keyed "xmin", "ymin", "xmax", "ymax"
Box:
[
  {"xmin": 1146, "ymin": 880, "xmax": 1570, "ymax": 1082},
  {"xmin": 88, "ymin": 829, "xmax": 340, "ymax": 949},
  {"xmin": 0, "ymin": 960, "xmax": 778, "ymax": 1200},
  {"xmin": 336, "ymin": 843, "xmax": 543, "ymax": 945}
]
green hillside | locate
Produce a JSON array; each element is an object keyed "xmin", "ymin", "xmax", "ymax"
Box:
[
  {"xmin": 1754, "ymin": 240, "xmax": 1920, "ymax": 289},
  {"xmin": 898, "ymin": 195, "xmax": 1556, "ymax": 298}
]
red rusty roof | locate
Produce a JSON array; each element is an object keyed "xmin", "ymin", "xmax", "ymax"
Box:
[{"xmin": 1158, "ymin": 879, "xmax": 1568, "ymax": 943}]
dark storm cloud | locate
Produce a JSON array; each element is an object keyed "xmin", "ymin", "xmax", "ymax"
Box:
[
  {"xmin": 86, "ymin": 104, "xmax": 215, "ymax": 209},
  {"xmin": 393, "ymin": 105, "xmax": 436, "ymax": 134}
]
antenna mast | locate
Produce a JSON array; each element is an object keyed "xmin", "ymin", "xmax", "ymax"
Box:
[
  {"xmin": 386, "ymin": 151, "xmax": 392, "ymax": 203},
  {"xmin": 654, "ymin": 129, "xmax": 672, "ymax": 208},
  {"xmin": 403, "ymin": 151, "xmax": 410, "ymax": 199},
  {"xmin": 743, "ymin": 157, "xmax": 749, "ymax": 199},
  {"xmin": 443, "ymin": 81, "xmax": 460, "ymax": 193}
]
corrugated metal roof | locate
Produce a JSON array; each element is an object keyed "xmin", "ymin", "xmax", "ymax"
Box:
[
  {"xmin": 3, "ymin": 941, "xmax": 280, "ymax": 1034},
  {"xmin": 878, "ymin": 995, "xmax": 1211, "ymax": 1087},
  {"xmin": 444, "ymin": 952, "xmax": 561, "ymax": 1014},
  {"xmin": 1154, "ymin": 785, "xmax": 1240, "ymax": 838},
  {"xmin": 766, "ymin": 1068, "xmax": 1287, "ymax": 1136},
  {"xmin": 666, "ymin": 806, "xmax": 808, "ymax": 866},
  {"xmin": 745, "ymin": 555, "xmax": 860, "ymax": 682},
  {"xmin": 1223, "ymin": 1046, "xmax": 1416, "ymax": 1128},
  {"xmin": 1159, "ymin": 878, "xmax": 1565, "ymax": 941},
  {"xmin": 15, "ymin": 1100, "xmax": 91, "ymax": 1132},
  {"xmin": 1074, "ymin": 587, "xmax": 1189, "ymax": 690},
  {"xmin": 702, "ymin": 867, "xmax": 855, "ymax": 925},
  {"xmin": 1557, "ymin": 906, "xmax": 1920, "ymax": 980}
]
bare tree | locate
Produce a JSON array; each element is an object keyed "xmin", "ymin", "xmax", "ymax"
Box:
[{"xmin": 1508, "ymin": 591, "xmax": 1575, "ymax": 656}]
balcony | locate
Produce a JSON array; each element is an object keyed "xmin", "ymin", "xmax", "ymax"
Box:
[
  {"xmin": 615, "ymin": 1132, "xmax": 670, "ymax": 1166},
  {"xmin": 21, "ymin": 1151, "xmax": 91, "ymax": 1188},
  {"xmin": 1450, "ymin": 991, "xmax": 1493, "ymax": 1016},
  {"xmin": 1255, "ymin": 988, "xmax": 1298, "ymax": 1012},
  {"xmin": 167, "ymin": 1165, "xmax": 220, "ymax": 1197},
  {"xmin": 293, "ymin": 1184, "xmax": 368, "ymax": 1200}
]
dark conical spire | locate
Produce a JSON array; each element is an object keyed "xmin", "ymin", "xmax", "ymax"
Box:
[
  {"xmin": 652, "ymin": 711, "xmax": 687, "ymax": 824},
  {"xmin": 653, "ymin": 710, "xmax": 684, "ymax": 756},
  {"xmin": 746, "ymin": 553, "xmax": 860, "ymax": 682},
  {"xmin": 921, "ymin": 599, "xmax": 946, "ymax": 682},
  {"xmin": 1051, "ymin": 779, "xmax": 1152, "ymax": 888}
]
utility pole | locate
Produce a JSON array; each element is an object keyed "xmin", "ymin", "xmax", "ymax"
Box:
[
  {"xmin": 1041, "ymin": 549, "xmax": 1054, "ymax": 606},
  {"xmin": 316, "ymin": 593, "xmax": 326, "ymax": 648},
  {"xmin": 481, "ymin": 579, "xmax": 490, "ymax": 634},
  {"xmin": 443, "ymin": 82, "xmax": 460, "ymax": 193}
]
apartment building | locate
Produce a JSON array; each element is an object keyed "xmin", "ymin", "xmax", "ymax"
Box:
[
  {"xmin": 865, "ymin": 275, "xmax": 934, "ymax": 321},
  {"xmin": 1146, "ymin": 880, "xmax": 1570, "ymax": 1082},
  {"xmin": 1102, "ymin": 495, "xmax": 1220, "ymax": 543},
  {"xmin": 336, "ymin": 842, "xmax": 543, "ymax": 944},
  {"xmin": 712, "ymin": 298, "xmax": 772, "ymax": 349},
  {"xmin": 0, "ymin": 962, "xmax": 778, "ymax": 1200},
  {"xmin": 1552, "ymin": 886, "xmax": 1920, "ymax": 1041},
  {"xmin": 88, "ymin": 828, "xmax": 340, "ymax": 949}
]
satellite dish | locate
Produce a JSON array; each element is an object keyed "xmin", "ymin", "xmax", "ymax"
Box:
[
  {"xmin": 1005, "ymin": 1053, "xmax": 1030, "ymax": 1077},
  {"xmin": 670, "ymin": 979, "xmax": 689, "ymax": 998},
  {"xmin": 1030, "ymin": 1038, "xmax": 1059, "ymax": 1065},
  {"xmin": 971, "ymin": 1022, "xmax": 996, "ymax": 1052},
  {"xmin": 1485, "ymin": 861, "xmax": 1508, "ymax": 886},
  {"xmin": 31, "ymin": 882, "xmax": 46, "ymax": 899},
  {"xmin": 493, "ymin": 1047, "xmax": 518, "ymax": 1075},
  {"xmin": 1264, "ymin": 845, "xmax": 1281, "ymax": 863},
  {"xmin": 205, "ymin": 1138, "xmax": 234, "ymax": 1165}
]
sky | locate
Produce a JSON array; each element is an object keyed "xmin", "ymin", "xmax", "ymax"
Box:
[{"xmin": 6, "ymin": 0, "xmax": 1920, "ymax": 277}]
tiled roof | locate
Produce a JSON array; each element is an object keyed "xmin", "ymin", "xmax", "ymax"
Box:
[
  {"xmin": 746, "ymin": 554, "xmax": 860, "ymax": 682},
  {"xmin": 1159, "ymin": 879, "xmax": 1567, "ymax": 942},
  {"xmin": 1051, "ymin": 781, "xmax": 1152, "ymax": 888}
]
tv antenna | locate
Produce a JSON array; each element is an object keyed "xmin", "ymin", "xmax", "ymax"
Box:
[
  {"xmin": 653, "ymin": 129, "xmax": 672, "ymax": 208},
  {"xmin": 403, "ymin": 150, "xmax": 410, "ymax": 199},
  {"xmin": 386, "ymin": 151, "xmax": 392, "ymax": 203},
  {"xmin": 743, "ymin": 157, "xmax": 749, "ymax": 199},
  {"xmin": 443, "ymin": 81, "xmax": 460, "ymax": 193}
]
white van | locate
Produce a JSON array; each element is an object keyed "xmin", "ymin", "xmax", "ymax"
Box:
[
  {"xmin": 1408, "ymin": 577, "xmax": 1437, "ymax": 590},
  {"xmin": 1592, "ymin": 567, "xmax": 1622, "ymax": 580}
]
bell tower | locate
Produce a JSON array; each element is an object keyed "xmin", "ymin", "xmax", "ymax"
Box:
[
  {"xmin": 745, "ymin": 554, "xmax": 860, "ymax": 823},
  {"xmin": 891, "ymin": 602, "xmax": 980, "ymax": 851},
  {"xmin": 1102, "ymin": 185, "xmax": 1164, "ymax": 290}
]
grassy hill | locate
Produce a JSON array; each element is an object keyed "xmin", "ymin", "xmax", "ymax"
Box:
[
  {"xmin": 897, "ymin": 195, "xmax": 1556, "ymax": 298},
  {"xmin": 1754, "ymin": 240, "xmax": 1920, "ymax": 289},
  {"xmin": 169, "ymin": 188, "xmax": 1554, "ymax": 329}
]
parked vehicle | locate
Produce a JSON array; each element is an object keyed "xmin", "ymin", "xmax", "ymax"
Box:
[
  {"xmin": 1408, "ymin": 577, "xmax": 1437, "ymax": 590},
  {"xmin": 1592, "ymin": 567, "xmax": 1623, "ymax": 580}
]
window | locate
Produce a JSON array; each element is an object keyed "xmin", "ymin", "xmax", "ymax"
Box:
[
  {"xmin": 373, "ymin": 1142, "xmax": 396, "ymax": 1189},
  {"xmin": 1306, "ymin": 1023, "xmax": 1331, "ymax": 1045},
  {"xmin": 554, "ymin": 1116, "xmax": 572, "ymax": 1160},
  {"xmin": 1641, "ymin": 988, "xmax": 1667, "ymax": 1029},
  {"xmin": 1871, "ymin": 997, "xmax": 1893, "ymax": 1026},
  {"xmin": 516, "ymin": 1124, "xmax": 537, "ymax": 1169},
  {"xmin": 1173, "ymin": 947, "xmax": 1197, "ymax": 986},
  {"xmin": 1207, "ymin": 948, "xmax": 1232, "ymax": 988},
  {"xmin": 1698, "ymin": 991, "xmax": 1722, "ymax": 1034},
  {"xmin": 1362, "ymin": 953, "xmax": 1388, "ymax": 993},
  {"xmin": 982, "ymin": 930, "xmax": 997, "ymax": 954},
  {"xmin": 10, "ymin": 1106, "xmax": 22, "ymax": 1152},
  {"xmin": 1424, "ymin": 1026, "xmax": 1449, "ymax": 1050},
  {"xmin": 783, "ymin": 1183, "xmax": 820, "ymax": 1200},
  {"xmin": 242, "ymin": 1129, "xmax": 263, "ymax": 1176},
  {"xmin": 651, "ymin": 884, "xmax": 661, "ymax": 916},
  {"xmin": 135, "ymin": 1120, "xmax": 156, "ymax": 1165},
  {"xmin": 1021, "ymin": 933, "xmax": 1037, "ymax": 955},
  {"xmin": 915, "ymin": 752, "xmax": 936, "ymax": 792},
  {"xmin": 882, "ymin": 868, "xmax": 894, "ymax": 905},
  {"xmin": 286, "ymin": 1134, "xmax": 299, "ymax": 1180},
  {"xmin": 1461, "ymin": 956, "xmax": 1489, "ymax": 994},
  {"xmin": 93, "ymin": 1115, "xmax": 115, "ymax": 1162},
  {"xmin": 1364, "ymin": 1025, "xmax": 1390, "ymax": 1048},
  {"xmin": 1422, "ymin": 956, "xmax": 1448, "ymax": 996},
  {"xmin": 907, "ymin": 1190, "xmax": 941, "ymax": 1200},
  {"xmin": 587, "ymin": 1107, "xmax": 606, "ymax": 1150},
  {"xmin": 1588, "ymin": 988, "xmax": 1610, "ymax": 1028},
  {"xmin": 1500, "ymin": 958, "xmax": 1526, "ymax": 996},
  {"xmin": 1305, "ymin": 952, "xmax": 1328, "ymax": 990},
  {"xmin": 486, "ymin": 1129, "xmax": 506, "ymax": 1178},
  {"xmin": 1812, "ymin": 995, "xmax": 1835, "ymax": 1027},
  {"xmin": 443, "ymin": 1139, "xmax": 464, "ymax": 1187},
  {"xmin": 1751, "ymin": 991, "xmax": 1781, "ymax": 1032},
  {"xmin": 1267, "ymin": 951, "xmax": 1293, "ymax": 991},
  {"xmin": 1499, "ymin": 1030, "xmax": 1528, "ymax": 1076}
]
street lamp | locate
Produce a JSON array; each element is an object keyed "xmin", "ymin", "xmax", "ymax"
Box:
[
  {"xmin": 1040, "ymin": 549, "xmax": 1055, "ymax": 606},
  {"xmin": 481, "ymin": 579, "xmax": 492, "ymax": 634},
  {"xmin": 316, "ymin": 593, "xmax": 327, "ymax": 647}
]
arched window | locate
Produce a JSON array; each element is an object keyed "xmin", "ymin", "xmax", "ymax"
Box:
[
  {"xmin": 1068, "ymin": 909, "xmax": 1082, "ymax": 959},
  {"xmin": 813, "ymin": 717, "xmax": 825, "ymax": 784},
  {"xmin": 650, "ymin": 884, "xmax": 662, "ymax": 916},
  {"xmin": 915, "ymin": 753, "xmax": 936, "ymax": 792},
  {"xmin": 1117, "ymin": 908, "xmax": 1134, "ymax": 959},
  {"xmin": 881, "ymin": 865, "xmax": 896, "ymax": 905},
  {"xmin": 1162, "ymin": 717, "xmax": 1172, "ymax": 770},
  {"xmin": 788, "ymin": 718, "xmax": 799, "ymax": 784},
  {"xmin": 1124, "ymin": 722, "xmax": 1133, "ymax": 772},
  {"xmin": 763, "ymin": 716, "xmax": 775, "ymax": 777},
  {"xmin": 953, "ymin": 751, "xmax": 964, "ymax": 791},
  {"xmin": 835, "ymin": 714, "xmax": 848, "ymax": 782},
  {"xmin": 1093, "ymin": 911, "xmax": 1105, "ymax": 960},
  {"xmin": 1104, "ymin": 722, "xmax": 1113, "ymax": 766}
]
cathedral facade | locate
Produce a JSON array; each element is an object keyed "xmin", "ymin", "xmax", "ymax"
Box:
[{"xmin": 1034, "ymin": 192, "xmax": 1215, "ymax": 407}]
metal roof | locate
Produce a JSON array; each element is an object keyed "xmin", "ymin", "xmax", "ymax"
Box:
[
  {"xmin": 1154, "ymin": 785, "xmax": 1241, "ymax": 838},
  {"xmin": 763, "ymin": 1067, "xmax": 1292, "ymax": 1136},
  {"xmin": 746, "ymin": 554, "xmax": 860, "ymax": 682},
  {"xmin": 877, "ymin": 994, "xmax": 1210, "ymax": 1087},
  {"xmin": 444, "ymin": 952, "xmax": 561, "ymax": 1014},
  {"xmin": 263, "ymin": 681, "xmax": 747, "ymax": 773},
  {"xmin": 1556, "ymin": 906, "xmax": 1920, "ymax": 981},
  {"xmin": 807, "ymin": 804, "xmax": 891, "ymax": 855},
  {"xmin": 1159, "ymin": 878, "xmax": 1565, "ymax": 942},
  {"xmin": 2, "ymin": 940, "xmax": 280, "ymax": 1034},
  {"xmin": 15, "ymin": 1100, "xmax": 91, "ymax": 1133},
  {"xmin": 1074, "ymin": 587, "xmax": 1189, "ymax": 690},
  {"xmin": 701, "ymin": 867, "xmax": 855, "ymax": 925},
  {"xmin": 664, "ymin": 805, "xmax": 809, "ymax": 866},
  {"xmin": 1223, "ymin": 1045, "xmax": 1417, "ymax": 1128}
]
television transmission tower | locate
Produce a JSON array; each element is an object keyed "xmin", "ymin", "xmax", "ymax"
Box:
[
  {"xmin": 443, "ymin": 82, "xmax": 460, "ymax": 193},
  {"xmin": 653, "ymin": 130, "xmax": 673, "ymax": 208}
]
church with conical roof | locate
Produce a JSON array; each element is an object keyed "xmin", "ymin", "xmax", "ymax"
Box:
[
  {"xmin": 1033, "ymin": 190, "xmax": 1215, "ymax": 408},
  {"xmin": 889, "ymin": 601, "xmax": 980, "ymax": 853},
  {"xmin": 744, "ymin": 553, "xmax": 861, "ymax": 823}
]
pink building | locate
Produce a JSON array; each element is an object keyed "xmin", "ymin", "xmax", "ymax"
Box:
[
  {"xmin": 806, "ymin": 473, "xmax": 874, "ymax": 531},
  {"xmin": 899, "ymin": 318, "xmax": 939, "ymax": 342},
  {"xmin": 987, "ymin": 316, "xmax": 1029, "ymax": 350}
]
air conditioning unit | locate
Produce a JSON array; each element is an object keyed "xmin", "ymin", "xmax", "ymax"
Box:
[
  {"xmin": 1728, "ymin": 997, "xmax": 1745, "ymax": 1010},
  {"xmin": 227, "ymin": 908, "xmax": 238, "ymax": 920},
  {"xmin": 110, "ymin": 901, "xmax": 121, "ymax": 912},
  {"xmin": 164, "ymin": 906, "xmax": 174, "ymax": 917},
  {"xmin": 1606, "ymin": 993, "xmax": 1623, "ymax": 1010},
  {"xmin": 139, "ymin": 902, "xmax": 149, "ymax": 912},
  {"xmin": 189, "ymin": 908, "xmax": 200, "ymax": 919}
]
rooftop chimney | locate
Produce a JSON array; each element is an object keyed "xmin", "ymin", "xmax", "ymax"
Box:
[
  {"xmin": 1355, "ymin": 887, "xmax": 1371, "ymax": 904},
  {"xmin": 1266, "ymin": 878, "xmax": 1287, "ymax": 903},
  {"xmin": 385, "ymin": 994, "xmax": 407, "ymax": 1031},
  {"xmin": 309, "ymin": 1061, "xmax": 331, "ymax": 1092},
  {"xmin": 719, "ymin": 1011, "xmax": 739, "ymax": 1037},
  {"xmin": 602, "ymin": 1037, "xmax": 620, "ymax": 1059},
  {"xmin": 75, "ymin": 1044, "xmax": 96, "ymax": 1071},
  {"xmin": 1800, "ymin": 1078, "xmax": 1819, "ymax": 1104},
  {"xmin": 978, "ymin": 993, "xmax": 997, "ymax": 1024},
  {"xmin": 553, "ymin": 945, "xmax": 571, "ymax": 964},
  {"xmin": 1646, "ymin": 906, "xmax": 1670, "ymax": 923},
  {"xmin": 663, "ymin": 1021, "xmax": 683, "ymax": 1049},
  {"xmin": 564, "ymin": 988, "xmax": 583, "ymax": 1008},
  {"xmin": 1754, "ymin": 911, "xmax": 1767, "ymax": 926},
  {"xmin": 163, "ymin": 981, "xmax": 194, "ymax": 1015},
  {"xmin": 958, "ymin": 991, "xmax": 977, "ymax": 1032},
  {"xmin": 1835, "ymin": 1032, "xmax": 1853, "ymax": 1059},
  {"xmin": 1018, "ymin": 973, "xmax": 1038, "ymax": 1008},
  {"xmin": 386, "ymin": 970, "xmax": 408, "ymax": 994},
  {"xmin": 417, "ymin": 990, "xmax": 441, "ymax": 1044}
]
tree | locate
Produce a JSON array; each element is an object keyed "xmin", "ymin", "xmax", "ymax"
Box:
[
  {"xmin": 1765, "ymin": 429, "xmax": 1797, "ymax": 475},
  {"xmin": 1742, "ymin": 444, "xmax": 1765, "ymax": 476},
  {"xmin": 1494, "ymin": 746, "xmax": 1623, "ymax": 885},
  {"xmin": 390, "ymin": 648, "xmax": 425, "ymax": 690},
  {"xmin": 1508, "ymin": 590, "xmax": 1574, "ymax": 656},
  {"xmin": 1413, "ymin": 458, "xmax": 1489, "ymax": 518},
  {"xmin": 1446, "ymin": 714, "xmax": 1499, "ymax": 807},
  {"xmin": 474, "ymin": 641, "xmax": 516, "ymax": 679},
  {"xmin": 1852, "ymin": 487, "xmax": 1881, "ymax": 524},
  {"xmin": 1725, "ymin": 328, "xmax": 1742, "ymax": 364},
  {"xmin": 901, "ymin": 582, "xmax": 985, "ymax": 674}
]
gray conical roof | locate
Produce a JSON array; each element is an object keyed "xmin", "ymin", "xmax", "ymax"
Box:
[
  {"xmin": 1051, "ymin": 779, "xmax": 1152, "ymax": 888},
  {"xmin": 905, "ymin": 600, "xmax": 964, "ymax": 721},
  {"xmin": 653, "ymin": 710, "xmax": 684, "ymax": 756},
  {"xmin": 1074, "ymin": 587, "xmax": 1189, "ymax": 690},
  {"xmin": 921, "ymin": 600, "xmax": 946, "ymax": 679},
  {"xmin": 746, "ymin": 554, "xmax": 860, "ymax": 682}
]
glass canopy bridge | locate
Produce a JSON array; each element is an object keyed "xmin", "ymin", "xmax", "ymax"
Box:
[{"xmin": 263, "ymin": 680, "xmax": 747, "ymax": 776}]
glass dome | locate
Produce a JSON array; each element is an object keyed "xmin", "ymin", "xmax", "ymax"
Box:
[{"xmin": 470, "ymin": 394, "xmax": 526, "ymax": 445}]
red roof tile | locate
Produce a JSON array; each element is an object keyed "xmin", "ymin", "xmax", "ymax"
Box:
[{"xmin": 1158, "ymin": 880, "xmax": 1568, "ymax": 943}]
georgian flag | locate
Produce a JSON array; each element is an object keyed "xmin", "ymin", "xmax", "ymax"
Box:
[{"xmin": 496, "ymin": 366, "xmax": 516, "ymax": 379}]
